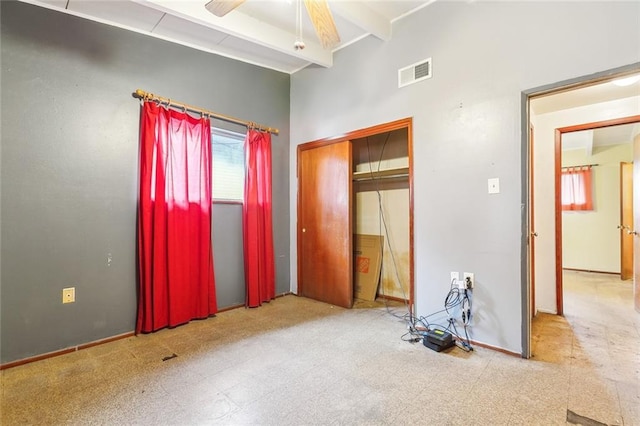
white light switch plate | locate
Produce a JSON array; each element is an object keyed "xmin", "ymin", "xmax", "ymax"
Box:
[{"xmin": 488, "ymin": 178, "xmax": 500, "ymax": 194}]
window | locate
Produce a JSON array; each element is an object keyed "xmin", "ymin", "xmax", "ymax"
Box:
[
  {"xmin": 561, "ymin": 166, "xmax": 593, "ymax": 211},
  {"xmin": 211, "ymin": 128, "xmax": 245, "ymax": 201}
]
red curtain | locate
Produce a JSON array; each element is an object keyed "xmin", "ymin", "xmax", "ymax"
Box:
[
  {"xmin": 561, "ymin": 166, "xmax": 594, "ymax": 211},
  {"xmin": 243, "ymin": 130, "xmax": 275, "ymax": 307},
  {"xmin": 136, "ymin": 101, "xmax": 217, "ymax": 334}
]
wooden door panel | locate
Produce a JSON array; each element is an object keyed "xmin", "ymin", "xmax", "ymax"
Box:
[
  {"xmin": 621, "ymin": 162, "xmax": 633, "ymax": 280},
  {"xmin": 298, "ymin": 141, "xmax": 353, "ymax": 308}
]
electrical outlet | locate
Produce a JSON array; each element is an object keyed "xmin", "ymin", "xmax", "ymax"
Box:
[
  {"xmin": 463, "ymin": 273, "xmax": 474, "ymax": 289},
  {"xmin": 450, "ymin": 272, "xmax": 459, "ymax": 283},
  {"xmin": 62, "ymin": 287, "xmax": 75, "ymax": 304},
  {"xmin": 488, "ymin": 178, "xmax": 500, "ymax": 194}
]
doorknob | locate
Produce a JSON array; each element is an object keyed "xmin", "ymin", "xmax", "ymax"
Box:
[
  {"xmin": 627, "ymin": 229, "xmax": 638, "ymax": 236},
  {"xmin": 531, "ymin": 232, "xmax": 538, "ymax": 237},
  {"xmin": 618, "ymin": 224, "xmax": 630, "ymax": 230}
]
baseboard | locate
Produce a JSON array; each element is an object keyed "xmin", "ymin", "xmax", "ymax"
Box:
[
  {"xmin": 276, "ymin": 291, "xmax": 293, "ymax": 298},
  {"xmin": 3, "ymin": 293, "xmax": 519, "ymax": 369},
  {"xmin": 376, "ymin": 294, "xmax": 408, "ymax": 303},
  {"xmin": 466, "ymin": 339, "xmax": 522, "ymax": 358},
  {"xmin": 218, "ymin": 292, "xmax": 294, "ymax": 313},
  {"xmin": 0, "ymin": 331, "xmax": 135, "ymax": 370},
  {"xmin": 1, "ymin": 294, "xmax": 297, "ymax": 370},
  {"xmin": 536, "ymin": 308, "xmax": 558, "ymax": 315},
  {"xmin": 413, "ymin": 326, "xmax": 521, "ymax": 357},
  {"xmin": 562, "ymin": 268, "xmax": 619, "ymax": 275},
  {"xmin": 217, "ymin": 303, "xmax": 245, "ymax": 313}
]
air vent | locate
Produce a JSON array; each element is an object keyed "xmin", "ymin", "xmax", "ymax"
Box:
[{"xmin": 398, "ymin": 58, "xmax": 432, "ymax": 88}]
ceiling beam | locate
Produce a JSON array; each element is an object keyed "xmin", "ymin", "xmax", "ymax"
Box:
[
  {"xmin": 329, "ymin": 2, "xmax": 391, "ymax": 41},
  {"xmin": 135, "ymin": 0, "xmax": 333, "ymax": 68}
]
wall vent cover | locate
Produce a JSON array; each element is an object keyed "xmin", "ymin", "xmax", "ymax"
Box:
[{"xmin": 398, "ymin": 58, "xmax": 432, "ymax": 88}]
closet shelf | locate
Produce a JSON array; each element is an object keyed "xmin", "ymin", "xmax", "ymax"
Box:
[{"xmin": 352, "ymin": 167, "xmax": 409, "ymax": 181}]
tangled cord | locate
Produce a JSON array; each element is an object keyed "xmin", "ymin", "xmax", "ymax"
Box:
[
  {"xmin": 360, "ymin": 134, "xmax": 473, "ymax": 352},
  {"xmin": 400, "ymin": 280, "xmax": 474, "ymax": 352}
]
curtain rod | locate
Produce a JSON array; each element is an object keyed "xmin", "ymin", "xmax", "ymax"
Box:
[
  {"xmin": 561, "ymin": 163, "xmax": 599, "ymax": 170},
  {"xmin": 132, "ymin": 89, "xmax": 279, "ymax": 135}
]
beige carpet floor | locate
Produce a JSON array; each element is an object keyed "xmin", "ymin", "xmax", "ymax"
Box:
[{"xmin": 2, "ymin": 271, "xmax": 638, "ymax": 425}]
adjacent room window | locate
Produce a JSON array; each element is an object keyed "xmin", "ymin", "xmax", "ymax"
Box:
[
  {"xmin": 561, "ymin": 166, "xmax": 593, "ymax": 211},
  {"xmin": 212, "ymin": 128, "xmax": 245, "ymax": 201}
]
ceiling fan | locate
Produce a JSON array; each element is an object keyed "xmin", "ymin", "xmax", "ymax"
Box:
[{"xmin": 204, "ymin": 0, "xmax": 340, "ymax": 50}]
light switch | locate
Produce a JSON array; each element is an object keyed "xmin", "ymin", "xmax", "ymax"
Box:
[{"xmin": 488, "ymin": 178, "xmax": 500, "ymax": 194}]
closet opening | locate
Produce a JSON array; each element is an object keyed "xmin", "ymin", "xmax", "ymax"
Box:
[
  {"xmin": 352, "ymin": 129, "xmax": 410, "ymax": 307},
  {"xmin": 297, "ymin": 118, "xmax": 413, "ymax": 312}
]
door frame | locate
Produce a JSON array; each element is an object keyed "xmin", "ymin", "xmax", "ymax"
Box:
[
  {"xmin": 296, "ymin": 117, "xmax": 414, "ymax": 312},
  {"xmin": 620, "ymin": 161, "xmax": 634, "ymax": 281},
  {"xmin": 554, "ymin": 115, "xmax": 640, "ymax": 315},
  {"xmin": 529, "ymin": 124, "xmax": 536, "ymax": 319},
  {"xmin": 521, "ymin": 63, "xmax": 639, "ymax": 358}
]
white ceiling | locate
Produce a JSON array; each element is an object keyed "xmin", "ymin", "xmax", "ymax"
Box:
[
  {"xmin": 21, "ymin": 0, "xmax": 432, "ymax": 74},
  {"xmin": 531, "ymin": 73, "xmax": 640, "ymax": 151},
  {"xmin": 561, "ymin": 122, "xmax": 640, "ymax": 152},
  {"xmin": 531, "ymin": 74, "xmax": 640, "ymax": 116}
]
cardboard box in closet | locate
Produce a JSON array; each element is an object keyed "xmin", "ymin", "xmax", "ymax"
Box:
[{"xmin": 354, "ymin": 234, "xmax": 384, "ymax": 301}]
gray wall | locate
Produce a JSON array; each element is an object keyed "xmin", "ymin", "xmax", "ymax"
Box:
[
  {"xmin": 289, "ymin": 1, "xmax": 640, "ymax": 354},
  {"xmin": 0, "ymin": 1, "xmax": 290, "ymax": 364},
  {"xmin": 212, "ymin": 203, "xmax": 245, "ymax": 308}
]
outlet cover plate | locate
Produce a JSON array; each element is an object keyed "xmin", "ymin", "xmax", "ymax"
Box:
[
  {"xmin": 62, "ymin": 287, "xmax": 75, "ymax": 304},
  {"xmin": 488, "ymin": 178, "xmax": 500, "ymax": 194}
]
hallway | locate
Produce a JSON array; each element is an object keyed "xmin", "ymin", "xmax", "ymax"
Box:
[{"xmin": 532, "ymin": 270, "xmax": 640, "ymax": 424}]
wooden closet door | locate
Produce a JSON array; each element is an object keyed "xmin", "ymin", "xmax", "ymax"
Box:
[{"xmin": 298, "ymin": 141, "xmax": 353, "ymax": 308}]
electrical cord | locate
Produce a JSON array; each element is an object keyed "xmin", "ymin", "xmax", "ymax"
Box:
[
  {"xmin": 417, "ymin": 279, "xmax": 474, "ymax": 351},
  {"xmin": 362, "ymin": 134, "xmax": 473, "ymax": 352},
  {"xmin": 364, "ymin": 133, "xmax": 412, "ymax": 323}
]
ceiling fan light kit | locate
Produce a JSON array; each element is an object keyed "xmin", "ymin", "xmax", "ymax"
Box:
[{"xmin": 205, "ymin": 0, "xmax": 340, "ymax": 51}]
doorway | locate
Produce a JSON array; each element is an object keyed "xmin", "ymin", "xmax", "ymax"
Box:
[
  {"xmin": 554, "ymin": 118, "xmax": 640, "ymax": 315},
  {"xmin": 523, "ymin": 66, "xmax": 640, "ymax": 357}
]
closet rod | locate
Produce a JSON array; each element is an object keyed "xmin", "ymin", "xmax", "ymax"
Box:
[
  {"xmin": 132, "ymin": 89, "xmax": 279, "ymax": 135},
  {"xmin": 353, "ymin": 174, "xmax": 409, "ymax": 182},
  {"xmin": 353, "ymin": 167, "xmax": 410, "ymax": 181}
]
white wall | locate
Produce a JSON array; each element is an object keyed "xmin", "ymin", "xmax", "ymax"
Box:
[
  {"xmin": 562, "ymin": 145, "xmax": 633, "ymax": 273},
  {"xmin": 531, "ymin": 98, "xmax": 640, "ymax": 313},
  {"xmin": 290, "ymin": 1, "xmax": 640, "ymax": 354}
]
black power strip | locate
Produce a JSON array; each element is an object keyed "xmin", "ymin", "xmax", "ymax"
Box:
[{"xmin": 423, "ymin": 329, "xmax": 455, "ymax": 352}]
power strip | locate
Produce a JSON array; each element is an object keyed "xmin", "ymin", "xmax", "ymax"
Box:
[{"xmin": 423, "ymin": 329, "xmax": 455, "ymax": 352}]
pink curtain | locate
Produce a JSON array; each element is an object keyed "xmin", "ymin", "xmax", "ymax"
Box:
[
  {"xmin": 561, "ymin": 166, "xmax": 593, "ymax": 211},
  {"xmin": 243, "ymin": 130, "xmax": 275, "ymax": 307},
  {"xmin": 136, "ymin": 101, "xmax": 217, "ymax": 334}
]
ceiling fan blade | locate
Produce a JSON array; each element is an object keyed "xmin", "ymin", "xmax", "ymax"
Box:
[
  {"xmin": 204, "ymin": 0, "xmax": 246, "ymax": 17},
  {"xmin": 303, "ymin": 0, "xmax": 340, "ymax": 49}
]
